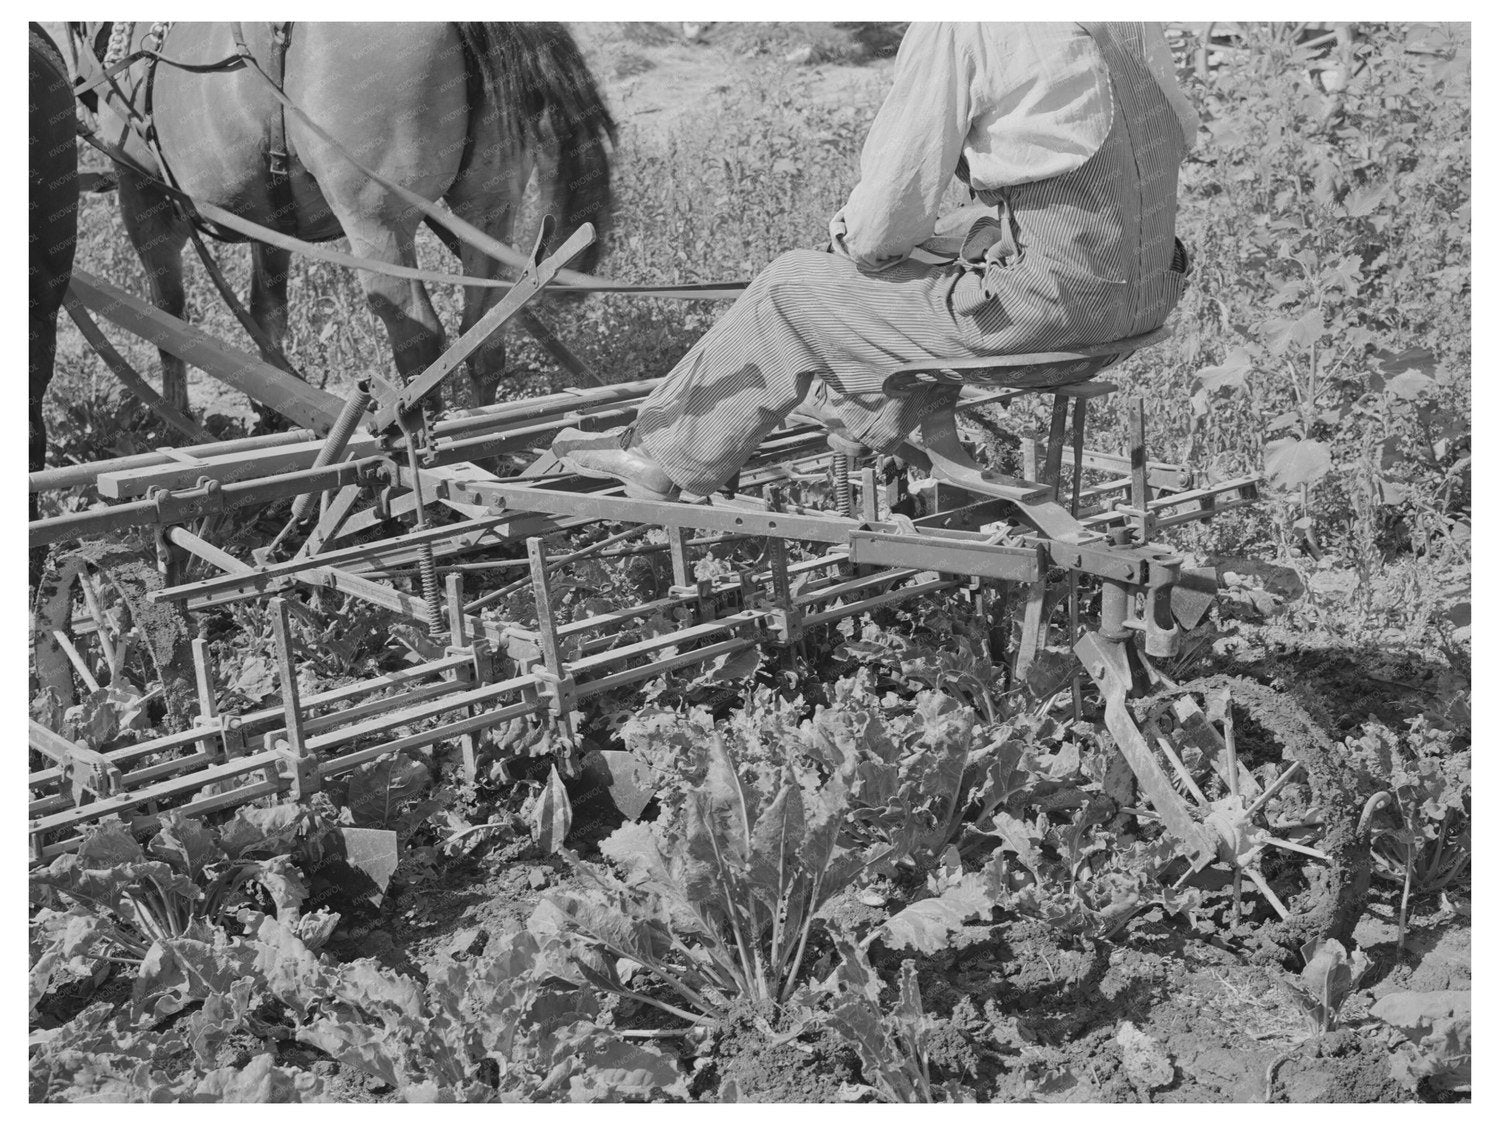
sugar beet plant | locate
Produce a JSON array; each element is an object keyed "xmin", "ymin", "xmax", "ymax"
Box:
[{"xmin": 537, "ymin": 736, "xmax": 887, "ymax": 1021}]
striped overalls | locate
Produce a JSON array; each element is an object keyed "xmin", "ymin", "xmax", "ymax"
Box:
[{"xmin": 633, "ymin": 23, "xmax": 1189, "ymax": 497}]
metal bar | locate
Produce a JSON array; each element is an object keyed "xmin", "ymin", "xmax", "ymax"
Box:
[
  {"xmin": 373, "ymin": 225, "xmax": 597, "ymax": 431},
  {"xmin": 557, "ymin": 594, "xmax": 696, "ymax": 639},
  {"xmin": 30, "ymin": 432, "xmax": 312, "ymax": 493},
  {"xmin": 574, "ymin": 636, "xmax": 760, "ymax": 700},
  {"xmin": 800, "ymin": 577, "xmax": 958, "ymax": 629},
  {"xmin": 268, "ymin": 598, "xmax": 307, "ymax": 758},
  {"xmin": 1133, "ymin": 478, "xmax": 1260, "ymax": 514},
  {"xmin": 426, "ymin": 405, "xmax": 639, "ymax": 464},
  {"xmin": 1076, "ymin": 632, "xmax": 1218, "ymax": 867},
  {"xmin": 76, "ymin": 573, "xmax": 118, "ymax": 676},
  {"xmin": 299, "ymin": 564, "xmax": 432, "ymax": 621},
  {"xmin": 37, "ymin": 673, "xmax": 521, "ymax": 846},
  {"xmin": 68, "ymin": 269, "xmax": 344, "ymax": 431},
  {"xmin": 1015, "ymin": 577, "xmax": 1048, "ymax": 682},
  {"xmin": 309, "ymin": 696, "xmax": 542, "ymax": 779},
  {"xmin": 28, "ymin": 722, "xmax": 122, "ymax": 799},
  {"xmin": 301, "ymin": 673, "xmax": 536, "ymax": 752},
  {"xmin": 846, "ymin": 531, "xmax": 1042, "ymax": 582},
  {"xmin": 517, "ymin": 307, "xmax": 604, "ymax": 387},
  {"xmin": 860, "ymin": 465, "xmax": 879, "ymax": 522},
  {"xmin": 191, "ymin": 637, "xmax": 220, "ymax": 764},
  {"xmin": 795, "ymin": 567, "xmax": 919, "ymax": 607},
  {"xmin": 565, "ymin": 611, "xmax": 762, "ymax": 676},
  {"xmin": 31, "ymin": 457, "xmax": 383, "ymax": 549},
  {"xmin": 30, "ymin": 655, "xmax": 472, "ymax": 792},
  {"xmin": 32, "ymin": 749, "xmax": 286, "ymax": 834},
  {"xmin": 151, "ymin": 514, "xmax": 511, "ymax": 603},
  {"xmin": 1053, "ymin": 447, "xmax": 1193, "ymax": 491},
  {"xmin": 1069, "ymin": 397, "xmax": 1087, "ymax": 517},
  {"xmin": 295, "ymin": 484, "xmax": 365, "ymax": 559},
  {"xmin": 1076, "ymin": 475, "xmax": 1135, "ymax": 503},
  {"xmin": 98, "ymin": 435, "xmax": 383, "ymax": 500},
  {"xmin": 1129, "ymin": 397, "xmax": 1151, "ymax": 542},
  {"xmin": 428, "ymin": 380, "xmax": 659, "ymax": 440},
  {"xmin": 351, "ymin": 521, "xmax": 548, "ymax": 574},
  {"xmin": 527, "ymin": 538, "xmax": 566, "ymax": 678},
  {"xmin": 428, "ymin": 479, "xmax": 874, "ymax": 545},
  {"xmin": 445, "ymin": 573, "xmax": 480, "ymax": 783},
  {"xmin": 62, "ymin": 293, "xmax": 213, "ymax": 443},
  {"xmin": 667, "ymin": 526, "xmax": 692, "ymax": 589},
  {"xmin": 1169, "ymin": 696, "xmax": 1262, "ymax": 797},
  {"xmin": 1144, "ymin": 715, "xmax": 1210, "ymax": 806},
  {"xmin": 165, "ymin": 525, "xmax": 251, "ymax": 574},
  {"xmin": 1044, "ymin": 396, "xmax": 1070, "ymax": 499}
]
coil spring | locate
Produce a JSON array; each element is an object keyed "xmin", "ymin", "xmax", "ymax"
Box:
[
  {"xmin": 289, "ymin": 381, "xmax": 371, "ymax": 525},
  {"xmin": 418, "ymin": 542, "xmax": 442, "ymax": 637},
  {"xmin": 833, "ymin": 453, "xmax": 852, "ymax": 518}
]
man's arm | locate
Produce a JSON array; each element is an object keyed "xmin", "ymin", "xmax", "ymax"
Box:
[{"xmin": 829, "ymin": 23, "xmax": 976, "ymax": 272}]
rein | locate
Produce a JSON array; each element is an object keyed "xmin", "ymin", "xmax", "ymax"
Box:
[{"xmin": 70, "ymin": 23, "xmax": 749, "ymax": 302}]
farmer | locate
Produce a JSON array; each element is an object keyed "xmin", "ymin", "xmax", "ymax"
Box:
[{"xmin": 553, "ymin": 22, "xmax": 1198, "ymax": 500}]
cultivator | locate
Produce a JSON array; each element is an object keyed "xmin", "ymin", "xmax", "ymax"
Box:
[{"xmin": 34, "ymin": 220, "xmax": 1372, "ymax": 951}]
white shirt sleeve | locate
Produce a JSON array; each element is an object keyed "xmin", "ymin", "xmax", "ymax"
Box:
[{"xmin": 829, "ymin": 22, "xmax": 976, "ymax": 272}]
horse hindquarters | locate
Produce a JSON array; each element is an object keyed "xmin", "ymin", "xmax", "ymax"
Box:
[
  {"xmin": 285, "ymin": 23, "xmax": 475, "ymax": 388},
  {"xmin": 446, "ymin": 23, "xmax": 618, "ymax": 404}
]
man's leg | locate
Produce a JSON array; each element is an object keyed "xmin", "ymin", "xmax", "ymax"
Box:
[{"xmin": 556, "ymin": 248, "xmax": 985, "ymax": 496}]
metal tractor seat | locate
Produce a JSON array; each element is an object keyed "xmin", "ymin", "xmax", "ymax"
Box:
[{"xmin": 872, "ymin": 326, "xmax": 1169, "ymax": 540}]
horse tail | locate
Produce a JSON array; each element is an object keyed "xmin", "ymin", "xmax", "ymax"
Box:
[{"xmin": 455, "ymin": 22, "xmax": 616, "ymax": 274}]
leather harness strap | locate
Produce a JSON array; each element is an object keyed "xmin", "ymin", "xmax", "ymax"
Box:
[
  {"xmin": 262, "ymin": 24, "xmax": 296, "ymax": 230},
  {"xmin": 72, "ymin": 23, "xmax": 750, "ymax": 299},
  {"xmin": 77, "ymin": 129, "xmax": 747, "ymax": 299}
]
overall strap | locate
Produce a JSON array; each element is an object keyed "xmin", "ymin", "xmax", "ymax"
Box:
[{"xmin": 1077, "ymin": 22, "xmax": 1184, "ymax": 333}]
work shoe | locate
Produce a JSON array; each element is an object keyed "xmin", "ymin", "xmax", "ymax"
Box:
[{"xmin": 551, "ymin": 426, "xmax": 681, "ymax": 501}]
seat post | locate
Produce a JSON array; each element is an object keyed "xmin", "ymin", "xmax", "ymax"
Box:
[
  {"xmin": 1043, "ymin": 396, "xmax": 1071, "ymax": 500},
  {"xmin": 1069, "ymin": 397, "xmax": 1088, "ymax": 516}
]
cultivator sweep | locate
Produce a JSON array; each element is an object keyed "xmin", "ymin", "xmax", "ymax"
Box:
[{"xmin": 33, "ymin": 220, "xmax": 1373, "ymax": 950}]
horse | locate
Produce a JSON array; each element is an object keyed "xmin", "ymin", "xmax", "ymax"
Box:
[
  {"xmin": 67, "ymin": 22, "xmax": 614, "ymax": 415},
  {"xmin": 30, "ymin": 22, "xmax": 79, "ymax": 568}
]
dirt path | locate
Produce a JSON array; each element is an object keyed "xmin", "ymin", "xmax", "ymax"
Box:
[{"xmin": 572, "ymin": 21, "xmax": 894, "ymax": 147}]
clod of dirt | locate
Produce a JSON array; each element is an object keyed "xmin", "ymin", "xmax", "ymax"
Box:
[
  {"xmin": 1116, "ymin": 1021, "xmax": 1175, "ymax": 1092},
  {"xmin": 703, "ymin": 1005, "xmax": 853, "ymax": 1103},
  {"xmin": 1267, "ymin": 1029, "xmax": 1406, "ymax": 1103},
  {"xmin": 448, "ymin": 927, "xmax": 489, "ymax": 959}
]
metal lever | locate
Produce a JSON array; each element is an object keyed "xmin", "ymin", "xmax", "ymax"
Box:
[
  {"xmin": 370, "ymin": 218, "xmax": 593, "ymax": 433},
  {"xmin": 911, "ymin": 408, "xmax": 1092, "ymax": 542}
]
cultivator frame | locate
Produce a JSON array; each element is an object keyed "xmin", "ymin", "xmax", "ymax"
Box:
[{"xmin": 30, "ymin": 222, "xmax": 1263, "ymax": 891}]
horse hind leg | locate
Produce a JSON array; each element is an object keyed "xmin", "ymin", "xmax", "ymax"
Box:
[
  {"xmin": 343, "ymin": 219, "xmax": 447, "ymax": 391},
  {"xmin": 249, "ymin": 242, "xmax": 293, "ymax": 366},
  {"xmin": 118, "ymin": 171, "xmax": 191, "ymax": 412},
  {"xmin": 443, "ymin": 163, "xmax": 525, "ymax": 407},
  {"xmin": 248, "ymin": 241, "xmax": 298, "ymax": 428}
]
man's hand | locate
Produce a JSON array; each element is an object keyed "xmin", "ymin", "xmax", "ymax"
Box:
[
  {"xmin": 827, "ymin": 207, "xmax": 906, "ymax": 272},
  {"xmin": 826, "ymin": 209, "xmax": 850, "ymax": 257},
  {"xmin": 918, "ymin": 203, "xmax": 998, "ymax": 259}
]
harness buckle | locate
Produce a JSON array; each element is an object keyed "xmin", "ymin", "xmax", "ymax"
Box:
[{"xmin": 268, "ymin": 149, "xmax": 290, "ymax": 179}]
